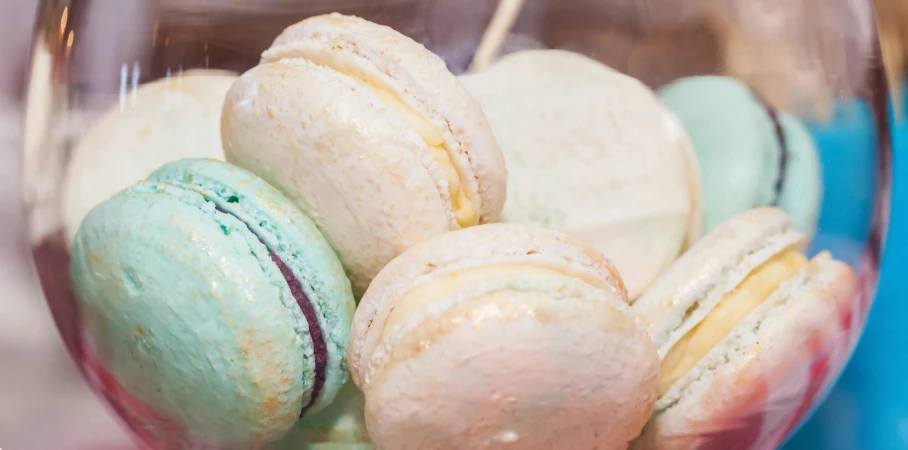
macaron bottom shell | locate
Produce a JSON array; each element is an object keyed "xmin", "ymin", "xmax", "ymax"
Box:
[{"xmin": 363, "ymin": 290, "xmax": 659, "ymax": 450}]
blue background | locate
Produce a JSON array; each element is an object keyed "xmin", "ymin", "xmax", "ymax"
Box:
[{"xmin": 783, "ymin": 92, "xmax": 908, "ymax": 449}]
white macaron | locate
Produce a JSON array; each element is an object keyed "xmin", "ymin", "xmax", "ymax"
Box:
[
  {"xmin": 459, "ymin": 49, "xmax": 702, "ymax": 300},
  {"xmin": 631, "ymin": 207, "xmax": 857, "ymax": 449},
  {"xmin": 349, "ymin": 223, "xmax": 659, "ymax": 450},
  {"xmin": 62, "ymin": 69, "xmax": 238, "ymax": 246},
  {"xmin": 221, "ymin": 13, "xmax": 507, "ymax": 296}
]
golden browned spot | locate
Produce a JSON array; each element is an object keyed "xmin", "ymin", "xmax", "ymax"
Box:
[
  {"xmin": 137, "ymin": 126, "xmax": 151, "ymax": 138},
  {"xmin": 267, "ymin": 107, "xmax": 276, "ymax": 119},
  {"xmin": 264, "ymin": 396, "xmax": 281, "ymax": 415},
  {"xmin": 135, "ymin": 327, "xmax": 143, "ymax": 335}
]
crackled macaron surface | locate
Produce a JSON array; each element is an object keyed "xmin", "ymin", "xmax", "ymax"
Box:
[
  {"xmin": 222, "ymin": 13, "xmax": 506, "ymax": 296},
  {"xmin": 631, "ymin": 208, "xmax": 856, "ymax": 449},
  {"xmin": 70, "ymin": 158, "xmax": 356, "ymax": 447},
  {"xmin": 658, "ymin": 76, "xmax": 822, "ymax": 235},
  {"xmin": 349, "ymin": 224, "xmax": 660, "ymax": 450},
  {"xmin": 63, "ymin": 69, "xmax": 238, "ymax": 246},
  {"xmin": 460, "ymin": 49, "xmax": 701, "ymax": 300}
]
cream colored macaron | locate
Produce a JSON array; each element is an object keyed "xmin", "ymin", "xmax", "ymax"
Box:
[
  {"xmin": 459, "ymin": 49, "xmax": 701, "ymax": 300},
  {"xmin": 62, "ymin": 69, "xmax": 238, "ymax": 246},
  {"xmin": 631, "ymin": 208, "xmax": 857, "ymax": 449},
  {"xmin": 222, "ymin": 13, "xmax": 507, "ymax": 296},
  {"xmin": 349, "ymin": 224, "xmax": 659, "ymax": 450}
]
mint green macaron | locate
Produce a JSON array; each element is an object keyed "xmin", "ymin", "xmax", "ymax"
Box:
[
  {"xmin": 658, "ymin": 76, "xmax": 822, "ymax": 235},
  {"xmin": 71, "ymin": 158, "xmax": 356, "ymax": 447}
]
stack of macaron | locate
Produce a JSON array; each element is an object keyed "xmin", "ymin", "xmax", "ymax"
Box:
[{"xmin": 67, "ymin": 12, "xmax": 860, "ymax": 450}]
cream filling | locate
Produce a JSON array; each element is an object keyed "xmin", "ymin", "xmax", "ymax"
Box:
[
  {"xmin": 659, "ymin": 250, "xmax": 809, "ymax": 395},
  {"xmin": 358, "ymin": 79, "xmax": 478, "ymax": 227},
  {"xmin": 381, "ymin": 265, "xmax": 579, "ymax": 340}
]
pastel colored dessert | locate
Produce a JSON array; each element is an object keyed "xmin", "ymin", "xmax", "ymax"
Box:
[
  {"xmin": 70, "ymin": 158, "xmax": 356, "ymax": 447},
  {"xmin": 349, "ymin": 224, "xmax": 660, "ymax": 449},
  {"xmin": 62, "ymin": 69, "xmax": 238, "ymax": 246},
  {"xmin": 658, "ymin": 76, "xmax": 822, "ymax": 235},
  {"xmin": 631, "ymin": 208, "xmax": 856, "ymax": 449},
  {"xmin": 459, "ymin": 49, "xmax": 702, "ymax": 299},
  {"xmin": 222, "ymin": 13, "xmax": 507, "ymax": 297}
]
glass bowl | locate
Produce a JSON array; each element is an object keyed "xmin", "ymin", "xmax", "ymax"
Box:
[{"xmin": 22, "ymin": 0, "xmax": 891, "ymax": 448}]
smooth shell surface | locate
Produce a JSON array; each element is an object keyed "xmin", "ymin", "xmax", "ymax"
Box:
[
  {"xmin": 63, "ymin": 70, "xmax": 237, "ymax": 246},
  {"xmin": 658, "ymin": 76, "xmax": 824, "ymax": 235},
  {"xmin": 460, "ymin": 50, "xmax": 701, "ymax": 299}
]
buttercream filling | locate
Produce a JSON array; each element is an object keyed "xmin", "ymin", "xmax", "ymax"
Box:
[
  {"xmin": 354, "ymin": 77, "xmax": 479, "ymax": 227},
  {"xmin": 659, "ymin": 249, "xmax": 809, "ymax": 395},
  {"xmin": 381, "ymin": 264, "xmax": 587, "ymax": 340},
  {"xmin": 215, "ymin": 207, "xmax": 327, "ymax": 416}
]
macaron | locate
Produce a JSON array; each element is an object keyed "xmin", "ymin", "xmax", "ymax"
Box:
[
  {"xmin": 70, "ymin": 158, "xmax": 356, "ymax": 447},
  {"xmin": 658, "ymin": 76, "xmax": 822, "ymax": 235},
  {"xmin": 222, "ymin": 13, "xmax": 507, "ymax": 296},
  {"xmin": 349, "ymin": 224, "xmax": 660, "ymax": 449},
  {"xmin": 63, "ymin": 69, "xmax": 238, "ymax": 246},
  {"xmin": 631, "ymin": 208, "xmax": 856, "ymax": 449},
  {"xmin": 459, "ymin": 49, "xmax": 702, "ymax": 299}
]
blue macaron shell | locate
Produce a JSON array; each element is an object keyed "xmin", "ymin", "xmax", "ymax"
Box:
[
  {"xmin": 777, "ymin": 113, "xmax": 823, "ymax": 235},
  {"xmin": 147, "ymin": 159, "xmax": 356, "ymax": 413},
  {"xmin": 659, "ymin": 76, "xmax": 782, "ymax": 233}
]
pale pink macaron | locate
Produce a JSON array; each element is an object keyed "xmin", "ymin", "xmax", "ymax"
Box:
[
  {"xmin": 631, "ymin": 208, "xmax": 857, "ymax": 449},
  {"xmin": 348, "ymin": 223, "xmax": 660, "ymax": 450}
]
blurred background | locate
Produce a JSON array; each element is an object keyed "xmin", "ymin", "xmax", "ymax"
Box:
[
  {"xmin": 0, "ymin": 0, "xmax": 905, "ymax": 449},
  {"xmin": 0, "ymin": 1, "xmax": 131, "ymax": 448}
]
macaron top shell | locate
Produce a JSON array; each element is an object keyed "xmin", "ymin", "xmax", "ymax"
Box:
[
  {"xmin": 347, "ymin": 223, "xmax": 626, "ymax": 388},
  {"xmin": 633, "ymin": 207, "xmax": 805, "ymax": 355},
  {"xmin": 223, "ymin": 14, "xmax": 506, "ymax": 296},
  {"xmin": 658, "ymin": 76, "xmax": 783, "ymax": 233},
  {"xmin": 262, "ymin": 13, "xmax": 506, "ymax": 223},
  {"xmin": 63, "ymin": 69, "xmax": 237, "ymax": 246},
  {"xmin": 71, "ymin": 159, "xmax": 354, "ymax": 445},
  {"xmin": 460, "ymin": 49, "xmax": 701, "ymax": 299}
]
